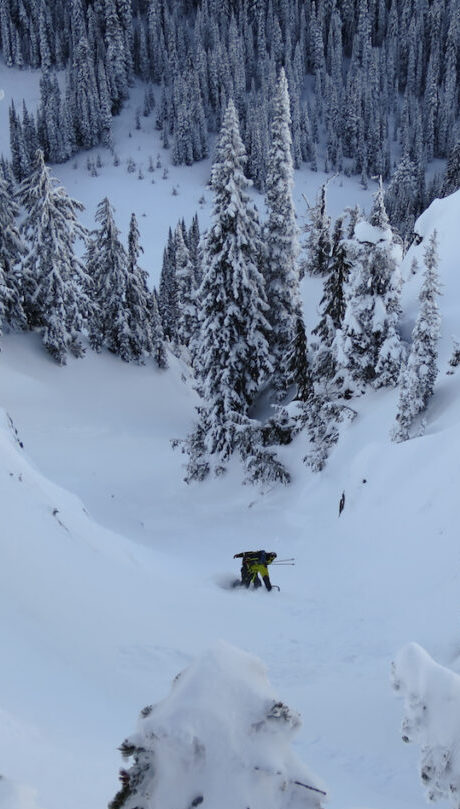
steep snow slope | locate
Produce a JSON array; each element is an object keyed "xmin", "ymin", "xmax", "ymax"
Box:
[
  {"xmin": 2, "ymin": 190, "xmax": 460, "ymax": 809},
  {"xmin": 2, "ymin": 61, "xmax": 460, "ymax": 809}
]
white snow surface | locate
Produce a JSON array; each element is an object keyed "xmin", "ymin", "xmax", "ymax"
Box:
[
  {"xmin": 2, "ymin": 66, "xmax": 460, "ymax": 809},
  {"xmin": 353, "ymin": 221, "xmax": 391, "ymax": 245}
]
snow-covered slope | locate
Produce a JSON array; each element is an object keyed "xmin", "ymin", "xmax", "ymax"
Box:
[{"xmin": 2, "ymin": 63, "xmax": 460, "ymax": 809}]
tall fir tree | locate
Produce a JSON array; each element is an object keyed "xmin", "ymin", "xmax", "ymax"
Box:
[
  {"xmin": 174, "ymin": 222, "xmax": 198, "ymax": 352},
  {"xmin": 184, "ymin": 99, "xmax": 272, "ymax": 477},
  {"xmin": 0, "ymin": 173, "xmax": 27, "ymax": 336},
  {"xmin": 18, "ymin": 149, "xmax": 89, "ymax": 363},
  {"xmin": 125, "ymin": 212, "xmax": 156, "ymax": 362},
  {"xmin": 285, "ymin": 313, "xmax": 313, "ymax": 402},
  {"xmin": 150, "ymin": 288, "xmax": 168, "ymax": 370},
  {"xmin": 264, "ymin": 68, "xmax": 301, "ymax": 400},
  {"xmin": 335, "ymin": 192, "xmax": 403, "ymax": 392},
  {"xmin": 312, "ymin": 214, "xmax": 352, "ymax": 382},
  {"xmin": 392, "ymin": 231, "xmax": 442, "ymax": 442},
  {"xmin": 303, "ymin": 183, "xmax": 332, "ymax": 277},
  {"xmin": 86, "ymin": 197, "xmax": 132, "ymax": 361},
  {"xmin": 158, "ymin": 228, "xmax": 179, "ymax": 346},
  {"xmin": 441, "ymin": 139, "xmax": 460, "ymax": 197}
]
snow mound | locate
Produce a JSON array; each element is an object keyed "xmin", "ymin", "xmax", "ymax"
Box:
[
  {"xmin": 392, "ymin": 642, "xmax": 460, "ymax": 807},
  {"xmin": 110, "ymin": 641, "xmax": 327, "ymax": 809},
  {"xmin": 353, "ymin": 221, "xmax": 392, "ymax": 245},
  {"xmin": 413, "ymin": 190, "xmax": 460, "ymax": 243}
]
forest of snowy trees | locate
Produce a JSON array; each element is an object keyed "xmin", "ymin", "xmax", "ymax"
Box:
[
  {"xmin": 3, "ymin": 0, "xmax": 460, "ymax": 234},
  {"xmin": 0, "ymin": 0, "xmax": 454, "ymax": 483}
]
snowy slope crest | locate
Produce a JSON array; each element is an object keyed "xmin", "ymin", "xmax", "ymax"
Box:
[
  {"xmin": 111, "ymin": 641, "xmax": 326, "ymax": 809},
  {"xmin": 402, "ymin": 188, "xmax": 460, "ymax": 342},
  {"xmin": 0, "ymin": 776, "xmax": 43, "ymax": 809},
  {"xmin": 392, "ymin": 642, "xmax": 460, "ymax": 807},
  {"xmin": 0, "ymin": 402, "xmax": 144, "ymax": 565}
]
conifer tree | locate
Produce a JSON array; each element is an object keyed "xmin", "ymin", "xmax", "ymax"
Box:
[
  {"xmin": 285, "ymin": 314, "xmax": 313, "ymax": 402},
  {"xmin": 125, "ymin": 213, "xmax": 156, "ymax": 362},
  {"xmin": 392, "ymin": 231, "xmax": 441, "ymax": 442},
  {"xmin": 184, "ymin": 100, "xmax": 272, "ymax": 476},
  {"xmin": 158, "ymin": 229, "xmax": 179, "ymax": 345},
  {"xmin": 68, "ymin": 34, "xmax": 102, "ymax": 150},
  {"xmin": 9, "ymin": 101, "xmax": 29, "ymax": 181},
  {"xmin": 18, "ymin": 149, "xmax": 89, "ymax": 363},
  {"xmin": 21, "ymin": 100, "xmax": 39, "ymax": 168},
  {"xmin": 303, "ymin": 183, "xmax": 332, "ymax": 277},
  {"xmin": 264, "ymin": 68, "xmax": 301, "ymax": 400},
  {"xmin": 174, "ymin": 223, "xmax": 197, "ymax": 351},
  {"xmin": 104, "ymin": 0, "xmax": 130, "ymax": 114},
  {"xmin": 0, "ymin": 173, "xmax": 27, "ymax": 336},
  {"xmin": 336, "ymin": 191, "xmax": 403, "ymax": 392},
  {"xmin": 312, "ymin": 215, "xmax": 352, "ymax": 381},
  {"xmin": 86, "ymin": 197, "xmax": 132, "ymax": 361},
  {"xmin": 441, "ymin": 139, "xmax": 460, "ymax": 197},
  {"xmin": 150, "ymin": 289, "xmax": 168, "ymax": 370},
  {"xmin": 384, "ymin": 155, "xmax": 418, "ymax": 239},
  {"xmin": 187, "ymin": 213, "xmax": 202, "ymax": 290}
]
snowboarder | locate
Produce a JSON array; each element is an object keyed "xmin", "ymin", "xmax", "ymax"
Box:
[{"xmin": 233, "ymin": 550, "xmax": 277, "ymax": 591}]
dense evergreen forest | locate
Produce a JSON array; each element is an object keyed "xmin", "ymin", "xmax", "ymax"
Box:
[
  {"xmin": 3, "ymin": 0, "xmax": 460, "ymax": 233},
  {"xmin": 0, "ymin": 0, "xmax": 456, "ymax": 482}
]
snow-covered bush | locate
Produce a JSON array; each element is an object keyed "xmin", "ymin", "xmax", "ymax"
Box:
[
  {"xmin": 109, "ymin": 642, "xmax": 326, "ymax": 809},
  {"xmin": 392, "ymin": 642, "xmax": 460, "ymax": 807}
]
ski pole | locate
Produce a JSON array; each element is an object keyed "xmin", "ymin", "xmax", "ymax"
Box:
[
  {"xmin": 272, "ymin": 562, "xmax": 295, "ymax": 566},
  {"xmin": 254, "ymin": 767, "xmax": 326, "ymax": 797},
  {"xmin": 275, "ymin": 557, "xmax": 295, "ymax": 562},
  {"xmin": 292, "ymin": 781, "xmax": 327, "ymax": 796}
]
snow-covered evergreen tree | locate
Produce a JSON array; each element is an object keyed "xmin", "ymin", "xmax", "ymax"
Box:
[
  {"xmin": 9, "ymin": 101, "xmax": 29, "ymax": 181},
  {"xmin": 384, "ymin": 155, "xmax": 419, "ymax": 240},
  {"xmin": 392, "ymin": 231, "xmax": 441, "ymax": 442},
  {"xmin": 312, "ymin": 215, "xmax": 352, "ymax": 382},
  {"xmin": 109, "ymin": 643, "xmax": 326, "ymax": 809},
  {"xmin": 85, "ymin": 197, "xmax": 132, "ymax": 361},
  {"xmin": 18, "ymin": 149, "xmax": 89, "ymax": 363},
  {"xmin": 125, "ymin": 213, "xmax": 156, "ymax": 362},
  {"xmin": 301, "ymin": 395, "xmax": 356, "ymax": 472},
  {"xmin": 285, "ymin": 314, "xmax": 313, "ymax": 402},
  {"xmin": 264, "ymin": 68, "xmax": 301, "ymax": 400},
  {"xmin": 392, "ymin": 642, "xmax": 460, "ymax": 809},
  {"xmin": 183, "ymin": 100, "xmax": 273, "ymax": 478},
  {"xmin": 150, "ymin": 289, "xmax": 168, "ymax": 370},
  {"xmin": 158, "ymin": 229, "xmax": 179, "ymax": 346},
  {"xmin": 336, "ymin": 190, "xmax": 403, "ymax": 392},
  {"xmin": 0, "ymin": 173, "xmax": 27, "ymax": 336},
  {"xmin": 303, "ymin": 183, "xmax": 332, "ymax": 277},
  {"xmin": 441, "ymin": 139, "xmax": 460, "ymax": 198},
  {"xmin": 174, "ymin": 223, "xmax": 198, "ymax": 352}
]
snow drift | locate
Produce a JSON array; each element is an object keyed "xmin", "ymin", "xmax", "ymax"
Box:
[{"xmin": 110, "ymin": 641, "xmax": 326, "ymax": 809}]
